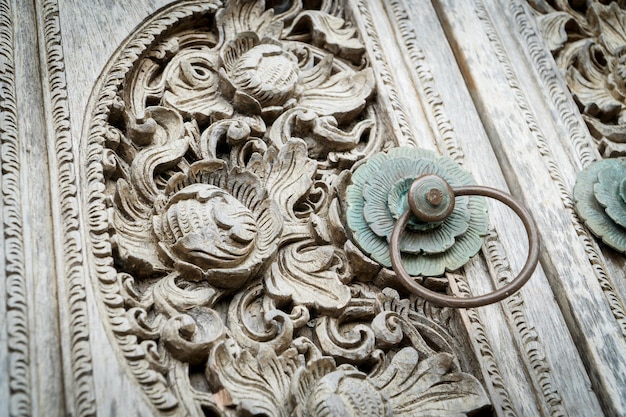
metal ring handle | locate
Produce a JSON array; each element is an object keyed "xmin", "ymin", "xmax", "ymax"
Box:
[{"xmin": 390, "ymin": 182, "xmax": 540, "ymax": 308}]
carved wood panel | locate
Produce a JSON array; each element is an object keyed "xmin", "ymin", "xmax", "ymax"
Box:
[{"xmin": 1, "ymin": 0, "xmax": 626, "ymax": 416}]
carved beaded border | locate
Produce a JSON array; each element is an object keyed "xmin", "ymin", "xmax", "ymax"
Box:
[
  {"xmin": 382, "ymin": 1, "xmax": 531, "ymax": 415},
  {"xmin": 507, "ymin": 0, "xmax": 626, "ymax": 338},
  {"xmin": 38, "ymin": 0, "xmax": 99, "ymax": 415},
  {"xmin": 0, "ymin": 1, "xmax": 31, "ymax": 416},
  {"xmin": 83, "ymin": 2, "xmax": 226, "ymax": 413}
]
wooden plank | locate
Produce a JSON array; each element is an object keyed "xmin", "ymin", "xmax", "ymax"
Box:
[
  {"xmin": 434, "ymin": 0, "xmax": 626, "ymax": 415},
  {"xmin": 386, "ymin": 1, "xmax": 604, "ymax": 415}
]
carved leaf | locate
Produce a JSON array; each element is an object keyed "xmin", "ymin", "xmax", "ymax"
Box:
[
  {"xmin": 370, "ymin": 348, "xmax": 491, "ymax": 416},
  {"xmin": 161, "ymin": 309, "xmax": 225, "ymax": 364},
  {"xmin": 315, "ymin": 316, "xmax": 376, "ymax": 363},
  {"xmin": 228, "ymin": 283, "xmax": 310, "ymax": 354},
  {"xmin": 299, "ymin": 68, "xmax": 375, "ymax": 123},
  {"xmin": 130, "ymin": 138, "xmax": 190, "ymax": 202},
  {"xmin": 287, "ymin": 11, "xmax": 366, "ymax": 64},
  {"xmin": 565, "ymin": 59, "xmax": 621, "ymax": 117},
  {"xmin": 308, "ymin": 115, "xmax": 375, "ymax": 156},
  {"xmin": 591, "ymin": 3, "xmax": 626, "ymax": 54},
  {"xmin": 266, "ymin": 240, "xmax": 351, "ymax": 311},
  {"xmin": 162, "ymin": 50, "xmax": 234, "ymax": 122},
  {"xmin": 216, "ymin": 0, "xmax": 283, "ymax": 42},
  {"xmin": 537, "ymin": 12, "xmax": 577, "ymax": 52},
  {"xmin": 210, "ymin": 343, "xmax": 292, "ymax": 417},
  {"xmin": 247, "ymin": 139, "xmax": 317, "ymax": 221}
]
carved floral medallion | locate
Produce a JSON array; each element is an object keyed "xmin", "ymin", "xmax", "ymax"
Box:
[{"xmin": 84, "ymin": 1, "xmax": 491, "ymax": 415}]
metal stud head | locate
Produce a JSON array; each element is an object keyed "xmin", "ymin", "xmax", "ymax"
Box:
[{"xmin": 408, "ymin": 175, "xmax": 455, "ymax": 223}]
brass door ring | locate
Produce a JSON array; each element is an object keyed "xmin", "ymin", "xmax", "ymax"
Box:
[{"xmin": 390, "ymin": 176, "xmax": 540, "ymax": 308}]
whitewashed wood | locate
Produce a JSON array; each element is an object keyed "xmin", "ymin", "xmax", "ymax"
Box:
[
  {"xmin": 2, "ymin": 0, "xmax": 624, "ymax": 416},
  {"xmin": 8, "ymin": 1, "xmax": 67, "ymax": 416},
  {"xmin": 434, "ymin": 0, "xmax": 626, "ymax": 416},
  {"xmin": 57, "ymin": 2, "xmax": 176, "ymax": 416},
  {"xmin": 376, "ymin": 2, "xmax": 548, "ymax": 415},
  {"xmin": 385, "ymin": 1, "xmax": 603, "ymax": 416}
]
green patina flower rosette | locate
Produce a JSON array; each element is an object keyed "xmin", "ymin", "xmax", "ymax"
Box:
[
  {"xmin": 574, "ymin": 158, "xmax": 626, "ymax": 253},
  {"xmin": 345, "ymin": 147, "xmax": 489, "ymax": 276}
]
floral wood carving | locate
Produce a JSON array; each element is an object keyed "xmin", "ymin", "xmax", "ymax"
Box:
[
  {"xmin": 84, "ymin": 1, "xmax": 491, "ymax": 415},
  {"xmin": 528, "ymin": 0, "xmax": 626, "ymax": 157}
]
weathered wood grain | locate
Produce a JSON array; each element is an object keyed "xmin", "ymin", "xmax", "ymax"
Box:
[{"xmin": 2, "ymin": 0, "xmax": 624, "ymax": 416}]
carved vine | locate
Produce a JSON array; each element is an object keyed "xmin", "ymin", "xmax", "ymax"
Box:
[{"xmin": 85, "ymin": 1, "xmax": 492, "ymax": 415}]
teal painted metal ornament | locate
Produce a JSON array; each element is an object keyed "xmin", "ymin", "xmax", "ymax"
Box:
[
  {"xmin": 574, "ymin": 158, "xmax": 626, "ymax": 253},
  {"xmin": 345, "ymin": 147, "xmax": 488, "ymax": 276}
]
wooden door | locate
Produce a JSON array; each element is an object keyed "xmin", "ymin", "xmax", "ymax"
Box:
[{"xmin": 1, "ymin": 0, "xmax": 625, "ymax": 416}]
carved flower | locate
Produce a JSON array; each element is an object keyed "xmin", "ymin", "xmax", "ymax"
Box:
[
  {"xmin": 158, "ymin": 6, "xmax": 375, "ymax": 125},
  {"xmin": 574, "ymin": 157, "xmax": 626, "ymax": 253},
  {"xmin": 345, "ymin": 147, "xmax": 488, "ymax": 277},
  {"xmin": 220, "ymin": 34, "xmax": 302, "ymax": 117},
  {"xmin": 296, "ymin": 368, "xmax": 392, "ymax": 417},
  {"xmin": 152, "ymin": 160, "xmax": 283, "ymax": 287},
  {"xmin": 212, "ymin": 343, "xmax": 490, "ymax": 417}
]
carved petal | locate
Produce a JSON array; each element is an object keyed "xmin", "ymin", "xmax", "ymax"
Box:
[
  {"xmin": 299, "ymin": 68, "xmax": 375, "ymax": 123},
  {"xmin": 370, "ymin": 348, "xmax": 491, "ymax": 416},
  {"xmin": 220, "ymin": 32, "xmax": 259, "ymax": 73},
  {"xmin": 216, "ymin": 0, "xmax": 283, "ymax": 42},
  {"xmin": 266, "ymin": 241, "xmax": 351, "ymax": 311},
  {"xmin": 594, "ymin": 162, "xmax": 626, "ymax": 228},
  {"xmin": 290, "ymin": 357, "xmax": 338, "ymax": 417},
  {"xmin": 574, "ymin": 158, "xmax": 626, "ymax": 252},
  {"xmin": 303, "ymin": 368, "xmax": 391, "ymax": 417},
  {"xmin": 346, "ymin": 147, "xmax": 488, "ymax": 276},
  {"xmin": 247, "ymin": 139, "xmax": 317, "ymax": 221}
]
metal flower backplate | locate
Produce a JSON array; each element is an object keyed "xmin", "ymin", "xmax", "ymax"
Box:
[
  {"xmin": 83, "ymin": 1, "xmax": 491, "ymax": 416},
  {"xmin": 345, "ymin": 147, "xmax": 488, "ymax": 277},
  {"xmin": 574, "ymin": 158, "xmax": 626, "ymax": 252}
]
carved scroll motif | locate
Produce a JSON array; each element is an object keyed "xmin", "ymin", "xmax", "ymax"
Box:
[
  {"xmin": 528, "ymin": 1, "xmax": 626, "ymax": 157},
  {"xmin": 84, "ymin": 1, "xmax": 491, "ymax": 415}
]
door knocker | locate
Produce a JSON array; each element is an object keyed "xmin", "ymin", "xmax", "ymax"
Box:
[{"xmin": 345, "ymin": 147, "xmax": 540, "ymax": 308}]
